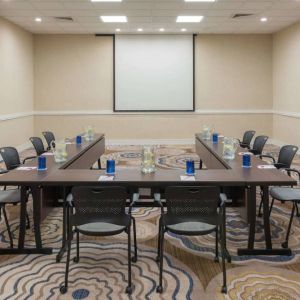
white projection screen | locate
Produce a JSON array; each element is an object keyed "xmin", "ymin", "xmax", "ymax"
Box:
[{"xmin": 114, "ymin": 35, "xmax": 195, "ymax": 112}]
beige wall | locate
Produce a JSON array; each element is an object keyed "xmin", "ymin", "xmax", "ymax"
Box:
[
  {"xmin": 273, "ymin": 22, "xmax": 300, "ymax": 146},
  {"xmin": 33, "ymin": 34, "xmax": 273, "ymax": 140},
  {"xmin": 196, "ymin": 35, "xmax": 273, "ymax": 110},
  {"xmin": 34, "ymin": 35, "xmax": 113, "ymax": 111},
  {"xmin": 0, "ymin": 17, "xmax": 34, "ymax": 147}
]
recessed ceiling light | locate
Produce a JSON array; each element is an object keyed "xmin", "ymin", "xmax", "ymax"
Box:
[
  {"xmin": 92, "ymin": 0, "xmax": 122, "ymax": 2},
  {"xmin": 159, "ymin": 28, "xmax": 165, "ymax": 32},
  {"xmin": 185, "ymin": 0, "xmax": 215, "ymax": 2},
  {"xmin": 260, "ymin": 17, "xmax": 268, "ymax": 22},
  {"xmin": 176, "ymin": 16, "xmax": 203, "ymax": 23},
  {"xmin": 100, "ymin": 16, "xmax": 127, "ymax": 23},
  {"xmin": 181, "ymin": 28, "xmax": 187, "ymax": 32},
  {"xmin": 137, "ymin": 28, "xmax": 143, "ymax": 32},
  {"xmin": 35, "ymin": 17, "xmax": 42, "ymax": 22},
  {"xmin": 116, "ymin": 28, "xmax": 121, "ymax": 32}
]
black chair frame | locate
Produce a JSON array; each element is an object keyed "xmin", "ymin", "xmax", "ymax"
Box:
[
  {"xmin": 60, "ymin": 186, "xmax": 137, "ymax": 295},
  {"xmin": 156, "ymin": 186, "xmax": 227, "ymax": 294}
]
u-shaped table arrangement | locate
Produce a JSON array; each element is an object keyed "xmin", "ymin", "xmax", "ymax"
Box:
[{"xmin": 0, "ymin": 133, "xmax": 296, "ymax": 258}]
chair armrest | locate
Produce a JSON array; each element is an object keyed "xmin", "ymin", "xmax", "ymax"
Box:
[
  {"xmin": 281, "ymin": 168, "xmax": 300, "ymax": 180},
  {"xmin": 219, "ymin": 193, "xmax": 227, "ymax": 207},
  {"xmin": 22, "ymin": 156, "xmax": 36, "ymax": 164},
  {"xmin": 259, "ymin": 154, "xmax": 276, "ymax": 164}
]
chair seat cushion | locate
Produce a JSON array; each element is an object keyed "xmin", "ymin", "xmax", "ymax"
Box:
[
  {"xmin": 166, "ymin": 221, "xmax": 216, "ymax": 235},
  {"xmin": 0, "ymin": 189, "xmax": 20, "ymax": 204},
  {"xmin": 270, "ymin": 187, "xmax": 300, "ymax": 201},
  {"xmin": 76, "ymin": 222, "xmax": 126, "ymax": 236}
]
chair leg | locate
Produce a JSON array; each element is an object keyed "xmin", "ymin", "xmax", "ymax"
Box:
[
  {"xmin": 131, "ymin": 217, "xmax": 137, "ymax": 262},
  {"xmin": 73, "ymin": 230, "xmax": 80, "ymax": 263},
  {"xmin": 214, "ymin": 226, "xmax": 219, "ymax": 262},
  {"xmin": 26, "ymin": 210, "xmax": 30, "ymax": 230},
  {"xmin": 258, "ymin": 199, "xmax": 263, "ymax": 217},
  {"xmin": 269, "ymin": 198, "xmax": 275, "ymax": 217},
  {"xmin": 60, "ymin": 236, "xmax": 72, "ymax": 294},
  {"xmin": 199, "ymin": 159, "xmax": 203, "ymax": 170},
  {"xmin": 220, "ymin": 222, "xmax": 227, "ymax": 294},
  {"xmin": 282, "ymin": 202, "xmax": 296, "ymax": 249},
  {"xmin": 97, "ymin": 159, "xmax": 101, "ymax": 169},
  {"xmin": 2, "ymin": 206, "xmax": 14, "ymax": 248},
  {"xmin": 156, "ymin": 229, "xmax": 164, "ymax": 293},
  {"xmin": 125, "ymin": 226, "xmax": 133, "ymax": 294},
  {"xmin": 296, "ymin": 203, "xmax": 300, "ymax": 218}
]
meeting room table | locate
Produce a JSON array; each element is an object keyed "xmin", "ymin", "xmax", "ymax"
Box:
[{"xmin": 0, "ymin": 133, "xmax": 296, "ymax": 260}]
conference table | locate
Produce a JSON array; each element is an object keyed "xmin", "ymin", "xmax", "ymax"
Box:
[
  {"xmin": 0, "ymin": 133, "xmax": 296, "ymax": 260},
  {"xmin": 195, "ymin": 134, "xmax": 296, "ymax": 256}
]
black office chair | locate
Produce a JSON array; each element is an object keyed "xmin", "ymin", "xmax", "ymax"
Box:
[
  {"xmin": 238, "ymin": 130, "xmax": 256, "ymax": 149},
  {"xmin": 60, "ymin": 186, "xmax": 137, "ymax": 295},
  {"xmin": 29, "ymin": 137, "xmax": 47, "ymax": 156},
  {"xmin": 0, "ymin": 147, "xmax": 34, "ymax": 171},
  {"xmin": 42, "ymin": 131, "xmax": 55, "ymax": 150},
  {"xmin": 0, "ymin": 148, "xmax": 33, "ymax": 247},
  {"xmin": 258, "ymin": 145, "xmax": 299, "ymax": 217},
  {"xmin": 269, "ymin": 168, "xmax": 300, "ymax": 249},
  {"xmin": 248, "ymin": 135, "xmax": 269, "ymax": 156},
  {"xmin": 156, "ymin": 186, "xmax": 227, "ymax": 294}
]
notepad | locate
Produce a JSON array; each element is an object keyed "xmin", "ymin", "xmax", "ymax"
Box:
[
  {"xmin": 180, "ymin": 175, "xmax": 196, "ymax": 181},
  {"xmin": 99, "ymin": 175, "xmax": 114, "ymax": 181},
  {"xmin": 42, "ymin": 152, "xmax": 54, "ymax": 156},
  {"xmin": 257, "ymin": 165, "xmax": 276, "ymax": 169},
  {"xmin": 238, "ymin": 152, "xmax": 253, "ymax": 156},
  {"xmin": 16, "ymin": 166, "xmax": 37, "ymax": 171}
]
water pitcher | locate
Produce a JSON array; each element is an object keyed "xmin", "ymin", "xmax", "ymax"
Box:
[
  {"xmin": 84, "ymin": 125, "xmax": 94, "ymax": 141},
  {"xmin": 51, "ymin": 140, "xmax": 68, "ymax": 163},
  {"xmin": 222, "ymin": 137, "xmax": 239, "ymax": 160},
  {"xmin": 202, "ymin": 125, "xmax": 212, "ymax": 140},
  {"xmin": 141, "ymin": 145, "xmax": 155, "ymax": 174}
]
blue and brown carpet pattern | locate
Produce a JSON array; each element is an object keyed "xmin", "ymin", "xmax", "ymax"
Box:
[{"xmin": 0, "ymin": 143, "xmax": 300, "ymax": 299}]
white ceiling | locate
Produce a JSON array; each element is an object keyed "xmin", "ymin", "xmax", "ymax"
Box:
[{"xmin": 1, "ymin": 0, "xmax": 300, "ymax": 34}]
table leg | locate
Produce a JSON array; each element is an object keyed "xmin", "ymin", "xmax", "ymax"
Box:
[
  {"xmin": 17, "ymin": 186, "xmax": 27, "ymax": 250},
  {"xmin": 0, "ymin": 185, "xmax": 52, "ymax": 255},
  {"xmin": 262, "ymin": 186, "xmax": 272, "ymax": 249},
  {"xmin": 56, "ymin": 187, "xmax": 67, "ymax": 262},
  {"xmin": 238, "ymin": 185, "xmax": 292, "ymax": 256}
]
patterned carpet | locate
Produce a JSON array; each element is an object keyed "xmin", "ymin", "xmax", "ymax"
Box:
[{"xmin": 0, "ymin": 143, "xmax": 300, "ymax": 299}]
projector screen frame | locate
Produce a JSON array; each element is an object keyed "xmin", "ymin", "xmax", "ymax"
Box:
[{"xmin": 112, "ymin": 34, "xmax": 196, "ymax": 113}]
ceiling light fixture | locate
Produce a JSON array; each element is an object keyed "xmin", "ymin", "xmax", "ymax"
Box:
[
  {"xmin": 35, "ymin": 17, "xmax": 42, "ymax": 22},
  {"xmin": 137, "ymin": 28, "xmax": 143, "ymax": 32},
  {"xmin": 100, "ymin": 16, "xmax": 127, "ymax": 23},
  {"xmin": 159, "ymin": 28, "xmax": 165, "ymax": 32},
  {"xmin": 116, "ymin": 28, "xmax": 121, "ymax": 32},
  {"xmin": 176, "ymin": 16, "xmax": 203, "ymax": 23},
  {"xmin": 91, "ymin": 0, "xmax": 122, "ymax": 2},
  {"xmin": 185, "ymin": 0, "xmax": 215, "ymax": 2},
  {"xmin": 181, "ymin": 28, "xmax": 187, "ymax": 32},
  {"xmin": 260, "ymin": 17, "xmax": 268, "ymax": 22}
]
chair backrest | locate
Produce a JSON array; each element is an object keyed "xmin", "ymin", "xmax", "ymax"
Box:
[
  {"xmin": 71, "ymin": 186, "xmax": 128, "ymax": 225},
  {"xmin": 165, "ymin": 186, "xmax": 220, "ymax": 219},
  {"xmin": 252, "ymin": 135, "xmax": 268, "ymax": 155},
  {"xmin": 29, "ymin": 137, "xmax": 45, "ymax": 156},
  {"xmin": 242, "ymin": 130, "xmax": 256, "ymax": 147},
  {"xmin": 277, "ymin": 145, "xmax": 299, "ymax": 169},
  {"xmin": 0, "ymin": 147, "xmax": 21, "ymax": 170},
  {"xmin": 42, "ymin": 131, "xmax": 55, "ymax": 149}
]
